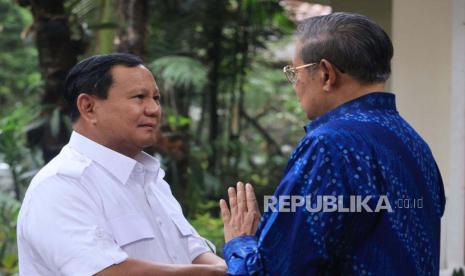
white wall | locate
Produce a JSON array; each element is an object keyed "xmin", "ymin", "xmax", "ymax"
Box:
[
  {"xmin": 392, "ymin": 0, "xmax": 465, "ymax": 270},
  {"xmin": 446, "ymin": 0, "xmax": 465, "ymax": 269},
  {"xmin": 331, "ymin": 0, "xmax": 392, "ymax": 35},
  {"xmin": 391, "ymin": 0, "xmax": 451, "ymax": 187}
]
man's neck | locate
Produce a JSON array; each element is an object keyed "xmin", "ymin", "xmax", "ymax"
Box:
[
  {"xmin": 330, "ymin": 82, "xmax": 386, "ymax": 112},
  {"xmin": 73, "ymin": 122, "xmax": 140, "ymax": 158}
]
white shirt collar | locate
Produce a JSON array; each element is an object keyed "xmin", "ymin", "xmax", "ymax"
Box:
[{"xmin": 68, "ymin": 131, "xmax": 160, "ymax": 185}]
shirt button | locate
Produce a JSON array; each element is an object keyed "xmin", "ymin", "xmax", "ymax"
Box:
[
  {"xmin": 157, "ymin": 218, "xmax": 162, "ymax": 226},
  {"xmin": 96, "ymin": 229, "xmax": 104, "ymax": 238}
]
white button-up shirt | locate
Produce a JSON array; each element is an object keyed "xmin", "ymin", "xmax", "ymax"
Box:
[{"xmin": 17, "ymin": 131, "xmax": 212, "ymax": 276}]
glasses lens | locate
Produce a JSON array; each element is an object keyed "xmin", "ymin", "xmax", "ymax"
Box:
[
  {"xmin": 289, "ymin": 71, "xmax": 296, "ymax": 83},
  {"xmin": 283, "ymin": 66, "xmax": 296, "ymax": 84}
]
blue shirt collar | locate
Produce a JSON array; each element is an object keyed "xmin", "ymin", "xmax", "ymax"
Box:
[{"xmin": 304, "ymin": 92, "xmax": 397, "ymax": 133}]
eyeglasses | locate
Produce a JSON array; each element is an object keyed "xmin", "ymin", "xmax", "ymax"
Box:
[{"xmin": 283, "ymin": 63, "xmax": 317, "ymax": 84}]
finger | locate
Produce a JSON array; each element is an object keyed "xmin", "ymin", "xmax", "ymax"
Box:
[
  {"xmin": 219, "ymin": 199, "xmax": 231, "ymax": 223},
  {"xmin": 243, "ymin": 211, "xmax": 256, "ymax": 235},
  {"xmin": 228, "ymin": 187, "xmax": 238, "ymax": 217},
  {"xmin": 237, "ymin": 182, "xmax": 247, "ymax": 214},
  {"xmin": 245, "ymin": 183, "xmax": 261, "ymax": 232},
  {"xmin": 220, "ymin": 199, "xmax": 233, "ymax": 242},
  {"xmin": 245, "ymin": 183, "xmax": 260, "ymax": 214}
]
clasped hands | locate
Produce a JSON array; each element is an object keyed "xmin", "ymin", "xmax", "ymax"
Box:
[{"xmin": 219, "ymin": 182, "xmax": 261, "ymax": 243}]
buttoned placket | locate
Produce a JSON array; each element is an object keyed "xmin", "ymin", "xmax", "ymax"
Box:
[{"xmin": 135, "ymin": 166, "xmax": 180, "ymax": 263}]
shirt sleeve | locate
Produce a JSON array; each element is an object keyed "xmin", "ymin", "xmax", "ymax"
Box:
[
  {"xmin": 223, "ymin": 236, "xmax": 262, "ymax": 275},
  {"xmin": 155, "ymin": 174, "xmax": 212, "ymax": 262},
  {"xmin": 186, "ymin": 235, "xmax": 213, "ymax": 262},
  {"xmin": 223, "ymin": 133, "xmax": 381, "ymax": 275},
  {"xmin": 170, "ymin": 212, "xmax": 212, "ymax": 262},
  {"xmin": 19, "ymin": 175, "xmax": 128, "ymax": 275}
]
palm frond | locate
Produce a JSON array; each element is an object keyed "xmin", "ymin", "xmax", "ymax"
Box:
[{"xmin": 149, "ymin": 56, "xmax": 207, "ymax": 92}]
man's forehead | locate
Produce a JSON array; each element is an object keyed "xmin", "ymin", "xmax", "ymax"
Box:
[
  {"xmin": 110, "ymin": 65, "xmax": 158, "ymax": 90},
  {"xmin": 110, "ymin": 64, "xmax": 149, "ymax": 76}
]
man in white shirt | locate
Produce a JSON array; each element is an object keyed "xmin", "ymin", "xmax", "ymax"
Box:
[{"xmin": 17, "ymin": 53, "xmax": 226, "ymax": 275}]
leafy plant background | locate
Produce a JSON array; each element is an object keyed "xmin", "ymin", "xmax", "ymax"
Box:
[{"xmin": 0, "ymin": 0, "xmax": 307, "ymax": 274}]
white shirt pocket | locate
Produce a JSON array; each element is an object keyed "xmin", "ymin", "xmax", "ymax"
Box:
[
  {"xmin": 108, "ymin": 213, "xmax": 155, "ymax": 247},
  {"xmin": 169, "ymin": 213, "xmax": 213, "ymax": 261},
  {"xmin": 170, "ymin": 213, "xmax": 196, "ymax": 237}
]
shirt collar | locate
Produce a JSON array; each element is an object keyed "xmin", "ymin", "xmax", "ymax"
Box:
[
  {"xmin": 68, "ymin": 131, "xmax": 160, "ymax": 185},
  {"xmin": 304, "ymin": 92, "xmax": 397, "ymax": 133}
]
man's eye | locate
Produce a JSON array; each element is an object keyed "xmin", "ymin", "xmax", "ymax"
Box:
[
  {"xmin": 153, "ymin": 96, "xmax": 160, "ymax": 101},
  {"xmin": 134, "ymin": 95, "xmax": 144, "ymax": 99}
]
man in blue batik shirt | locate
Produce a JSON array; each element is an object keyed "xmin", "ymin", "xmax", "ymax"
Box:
[{"xmin": 219, "ymin": 12, "xmax": 446, "ymax": 275}]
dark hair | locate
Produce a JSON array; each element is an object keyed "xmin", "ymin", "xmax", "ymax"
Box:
[
  {"xmin": 297, "ymin": 12, "xmax": 393, "ymax": 84},
  {"xmin": 63, "ymin": 53, "xmax": 144, "ymax": 121}
]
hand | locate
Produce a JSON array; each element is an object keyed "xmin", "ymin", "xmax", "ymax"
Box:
[{"xmin": 219, "ymin": 182, "xmax": 261, "ymax": 242}]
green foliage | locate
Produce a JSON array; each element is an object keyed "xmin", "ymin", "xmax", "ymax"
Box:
[
  {"xmin": 0, "ymin": 0, "xmax": 40, "ymax": 106},
  {"xmin": 0, "ymin": 103, "xmax": 43, "ymax": 199},
  {"xmin": 0, "ymin": 193, "xmax": 20, "ymax": 274},
  {"xmin": 166, "ymin": 115, "xmax": 191, "ymax": 129},
  {"xmin": 147, "ymin": 0, "xmax": 298, "ymax": 209},
  {"xmin": 453, "ymin": 268, "xmax": 465, "ymax": 276},
  {"xmin": 190, "ymin": 210, "xmax": 225, "ymax": 256},
  {"xmin": 0, "ymin": 1, "xmax": 43, "ymax": 271},
  {"xmin": 150, "ymin": 56, "xmax": 208, "ymax": 92}
]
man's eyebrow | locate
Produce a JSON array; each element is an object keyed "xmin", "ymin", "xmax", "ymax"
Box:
[
  {"xmin": 128, "ymin": 88, "xmax": 147, "ymax": 92},
  {"xmin": 128, "ymin": 88, "xmax": 160, "ymax": 95}
]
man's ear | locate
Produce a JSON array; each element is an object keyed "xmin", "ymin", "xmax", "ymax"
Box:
[
  {"xmin": 76, "ymin": 93, "xmax": 98, "ymax": 125},
  {"xmin": 319, "ymin": 59, "xmax": 338, "ymax": 92}
]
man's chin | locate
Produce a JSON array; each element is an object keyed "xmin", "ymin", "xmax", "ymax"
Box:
[
  {"xmin": 139, "ymin": 139, "xmax": 155, "ymax": 148},
  {"xmin": 133, "ymin": 128, "xmax": 158, "ymax": 153},
  {"xmin": 136, "ymin": 136, "xmax": 156, "ymax": 150}
]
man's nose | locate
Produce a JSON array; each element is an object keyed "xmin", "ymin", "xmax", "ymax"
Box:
[{"xmin": 145, "ymin": 99, "xmax": 160, "ymax": 116}]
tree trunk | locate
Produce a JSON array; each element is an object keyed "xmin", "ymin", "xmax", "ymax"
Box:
[
  {"xmin": 28, "ymin": 0, "xmax": 79, "ymax": 162},
  {"xmin": 94, "ymin": 0, "xmax": 115, "ymax": 54},
  {"xmin": 113, "ymin": 0, "xmax": 148, "ymax": 59},
  {"xmin": 204, "ymin": 0, "xmax": 226, "ymax": 173}
]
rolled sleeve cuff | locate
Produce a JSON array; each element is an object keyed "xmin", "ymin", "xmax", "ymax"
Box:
[
  {"xmin": 60, "ymin": 248, "xmax": 128, "ymax": 276},
  {"xmin": 188, "ymin": 237, "xmax": 211, "ymax": 262},
  {"xmin": 189, "ymin": 245, "xmax": 210, "ymax": 263},
  {"xmin": 223, "ymin": 235, "xmax": 262, "ymax": 276}
]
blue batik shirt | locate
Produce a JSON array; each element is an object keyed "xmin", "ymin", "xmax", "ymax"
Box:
[{"xmin": 224, "ymin": 92, "xmax": 445, "ymax": 275}]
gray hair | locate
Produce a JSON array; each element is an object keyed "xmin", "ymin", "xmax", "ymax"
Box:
[{"xmin": 297, "ymin": 12, "xmax": 393, "ymax": 84}]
